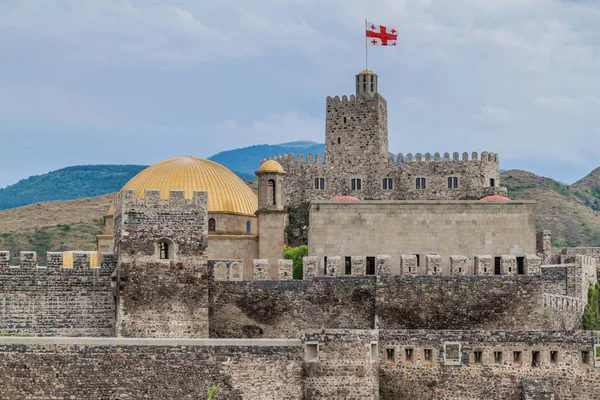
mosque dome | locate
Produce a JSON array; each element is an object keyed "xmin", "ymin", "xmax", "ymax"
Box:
[
  {"xmin": 480, "ymin": 195, "xmax": 511, "ymax": 201},
  {"xmin": 258, "ymin": 160, "xmax": 286, "ymax": 173},
  {"xmin": 107, "ymin": 156, "xmax": 258, "ymax": 216},
  {"xmin": 358, "ymin": 69, "xmax": 374, "ymax": 75},
  {"xmin": 331, "ymin": 195, "xmax": 360, "ymax": 201}
]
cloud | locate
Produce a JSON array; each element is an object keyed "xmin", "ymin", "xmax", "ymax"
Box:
[{"xmin": 477, "ymin": 105, "xmax": 512, "ymax": 124}]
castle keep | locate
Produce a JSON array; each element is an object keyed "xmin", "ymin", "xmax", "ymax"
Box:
[{"xmin": 2, "ymin": 71, "xmax": 600, "ymax": 399}]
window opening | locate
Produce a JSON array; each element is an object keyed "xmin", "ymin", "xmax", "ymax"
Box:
[
  {"xmin": 208, "ymin": 218, "xmax": 216, "ymax": 233},
  {"xmin": 314, "ymin": 178, "xmax": 325, "ymax": 190},
  {"xmin": 370, "ymin": 75, "xmax": 373, "ymax": 82},
  {"xmin": 517, "ymin": 257, "xmax": 525, "ymax": 275},
  {"xmin": 343, "ymin": 117, "xmax": 346, "ymax": 124},
  {"xmin": 324, "ymin": 256, "xmax": 328, "ymax": 275},
  {"xmin": 513, "ymin": 351, "xmax": 522, "ymax": 366},
  {"xmin": 415, "ymin": 254, "xmax": 421, "ymax": 267},
  {"xmin": 474, "ymin": 351, "xmax": 483, "ymax": 365},
  {"xmin": 338, "ymin": 137, "xmax": 341, "ymax": 144},
  {"xmin": 448, "ymin": 177, "xmax": 459, "ymax": 189},
  {"xmin": 494, "ymin": 351, "xmax": 502, "ymax": 364},
  {"xmin": 405, "ymin": 348, "xmax": 413, "ymax": 363},
  {"xmin": 416, "ymin": 177, "xmax": 426, "ymax": 189},
  {"xmin": 490, "ymin": 178, "xmax": 496, "ymax": 187},
  {"xmin": 550, "ymin": 351, "xmax": 558, "ymax": 364},
  {"xmin": 363, "ymin": 83, "xmax": 366, "ymax": 91},
  {"xmin": 370, "ymin": 83, "xmax": 373, "ymax": 91},
  {"xmin": 424, "ymin": 349, "xmax": 432, "ymax": 362},
  {"xmin": 582, "ymin": 351, "xmax": 590, "ymax": 364},
  {"xmin": 366, "ymin": 257, "xmax": 376, "ymax": 275},
  {"xmin": 305, "ymin": 343, "xmax": 319, "ymax": 362},
  {"xmin": 351, "ymin": 178, "xmax": 362, "ymax": 191},
  {"xmin": 267, "ymin": 179, "xmax": 276, "ymax": 205},
  {"xmin": 159, "ymin": 241, "xmax": 170, "ymax": 260},
  {"xmin": 494, "ymin": 257, "xmax": 501, "ymax": 275},
  {"xmin": 383, "ymin": 178, "xmax": 393, "ymax": 190},
  {"xmin": 386, "ymin": 348, "xmax": 395, "ymax": 363},
  {"xmin": 345, "ymin": 256, "xmax": 352, "ymax": 275},
  {"xmin": 370, "ymin": 343, "xmax": 378, "ymax": 362},
  {"xmin": 246, "ymin": 220, "xmax": 251, "ymax": 235},
  {"xmin": 363, "ymin": 75, "xmax": 367, "ymax": 82},
  {"xmin": 531, "ymin": 351, "xmax": 540, "ymax": 367}
]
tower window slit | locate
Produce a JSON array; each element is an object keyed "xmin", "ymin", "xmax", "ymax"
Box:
[
  {"xmin": 208, "ymin": 218, "xmax": 216, "ymax": 233},
  {"xmin": 159, "ymin": 241, "xmax": 170, "ymax": 260}
]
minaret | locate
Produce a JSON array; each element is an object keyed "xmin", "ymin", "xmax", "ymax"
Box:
[{"xmin": 255, "ymin": 160, "xmax": 287, "ymax": 279}]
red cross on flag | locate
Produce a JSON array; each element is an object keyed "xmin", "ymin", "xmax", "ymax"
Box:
[{"xmin": 366, "ymin": 21, "xmax": 398, "ymax": 46}]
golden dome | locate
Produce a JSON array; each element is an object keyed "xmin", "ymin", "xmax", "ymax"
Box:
[
  {"xmin": 358, "ymin": 69, "xmax": 374, "ymax": 75},
  {"xmin": 107, "ymin": 156, "xmax": 258, "ymax": 217},
  {"xmin": 258, "ymin": 160, "xmax": 286, "ymax": 174}
]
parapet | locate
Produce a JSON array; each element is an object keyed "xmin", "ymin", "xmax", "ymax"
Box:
[
  {"xmin": 264, "ymin": 152, "xmax": 325, "ymax": 167},
  {"xmin": 112, "ymin": 189, "xmax": 208, "ymax": 218},
  {"xmin": 0, "ymin": 251, "xmax": 117, "ymax": 269},
  {"xmin": 397, "ymin": 152, "xmax": 499, "ymax": 163},
  {"xmin": 543, "ymin": 293, "xmax": 584, "ymax": 313}
]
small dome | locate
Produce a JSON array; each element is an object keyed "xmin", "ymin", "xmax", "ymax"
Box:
[
  {"xmin": 258, "ymin": 160, "xmax": 286, "ymax": 173},
  {"xmin": 358, "ymin": 69, "xmax": 374, "ymax": 75},
  {"xmin": 107, "ymin": 156, "xmax": 258, "ymax": 216},
  {"xmin": 331, "ymin": 196, "xmax": 360, "ymax": 201},
  {"xmin": 480, "ymin": 195, "xmax": 511, "ymax": 201}
]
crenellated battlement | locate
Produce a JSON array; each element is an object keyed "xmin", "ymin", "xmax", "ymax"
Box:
[
  {"xmin": 400, "ymin": 151, "xmax": 498, "ymax": 163},
  {"xmin": 543, "ymin": 293, "xmax": 584, "ymax": 313},
  {"xmin": 325, "ymin": 93, "xmax": 387, "ymax": 105},
  {"xmin": 113, "ymin": 189, "xmax": 208, "ymax": 214},
  {"xmin": 0, "ymin": 250, "xmax": 117, "ymax": 269}
]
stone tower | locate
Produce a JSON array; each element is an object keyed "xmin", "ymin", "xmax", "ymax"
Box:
[
  {"xmin": 324, "ymin": 69, "xmax": 388, "ymax": 165},
  {"xmin": 256, "ymin": 160, "xmax": 286, "ymax": 279},
  {"xmin": 113, "ymin": 189, "xmax": 209, "ymax": 338}
]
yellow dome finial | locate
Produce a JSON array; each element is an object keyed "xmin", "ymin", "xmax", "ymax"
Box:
[
  {"xmin": 358, "ymin": 69, "xmax": 374, "ymax": 75},
  {"xmin": 258, "ymin": 160, "xmax": 286, "ymax": 174}
]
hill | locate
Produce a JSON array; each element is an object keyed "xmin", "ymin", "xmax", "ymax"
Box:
[
  {"xmin": 501, "ymin": 170, "xmax": 600, "ymax": 248},
  {"xmin": 208, "ymin": 141, "xmax": 324, "ymax": 176}
]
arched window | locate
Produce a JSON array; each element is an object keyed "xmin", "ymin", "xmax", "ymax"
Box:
[
  {"xmin": 267, "ymin": 179, "xmax": 276, "ymax": 206},
  {"xmin": 208, "ymin": 218, "xmax": 216, "ymax": 233},
  {"xmin": 246, "ymin": 220, "xmax": 252, "ymax": 235},
  {"xmin": 156, "ymin": 239, "xmax": 175, "ymax": 261}
]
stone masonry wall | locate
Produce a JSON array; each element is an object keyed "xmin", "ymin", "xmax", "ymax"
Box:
[
  {"xmin": 378, "ymin": 330, "xmax": 600, "ymax": 400},
  {"xmin": 0, "ymin": 337, "xmax": 302, "ymax": 400},
  {"xmin": 114, "ymin": 189, "xmax": 210, "ymax": 338},
  {"xmin": 209, "ymin": 278, "xmax": 376, "ymax": 338},
  {"xmin": 376, "ymin": 276, "xmax": 561, "ymax": 330},
  {"xmin": 309, "ymin": 200, "xmax": 537, "ymax": 273},
  {"xmin": 0, "ymin": 252, "xmax": 117, "ymax": 337}
]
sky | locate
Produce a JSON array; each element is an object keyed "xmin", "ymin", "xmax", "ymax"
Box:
[{"xmin": 1, "ymin": 0, "xmax": 600, "ymax": 188}]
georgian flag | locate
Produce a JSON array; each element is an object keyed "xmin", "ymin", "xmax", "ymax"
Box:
[{"xmin": 366, "ymin": 21, "xmax": 398, "ymax": 46}]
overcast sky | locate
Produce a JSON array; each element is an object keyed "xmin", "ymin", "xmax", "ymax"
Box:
[{"xmin": 1, "ymin": 0, "xmax": 599, "ymax": 188}]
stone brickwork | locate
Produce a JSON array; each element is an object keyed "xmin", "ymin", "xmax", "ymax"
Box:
[
  {"xmin": 450, "ymin": 255, "xmax": 469, "ymax": 275},
  {"xmin": 326, "ymin": 256, "xmax": 341, "ymax": 277},
  {"xmin": 209, "ymin": 278, "xmax": 376, "ymax": 338},
  {"xmin": 303, "ymin": 256, "xmax": 318, "ymax": 280},
  {"xmin": 537, "ymin": 230, "xmax": 552, "ymax": 263},
  {"xmin": 377, "ymin": 255, "xmax": 392, "ymax": 277},
  {"xmin": 501, "ymin": 255, "xmax": 517, "ymax": 275},
  {"xmin": 113, "ymin": 189, "xmax": 210, "ymax": 338},
  {"xmin": 401, "ymin": 254, "xmax": 417, "ymax": 275},
  {"xmin": 525, "ymin": 254, "xmax": 542, "ymax": 275},
  {"xmin": 253, "ymin": 259, "xmax": 268, "ymax": 280},
  {"xmin": 351, "ymin": 256, "xmax": 366, "ymax": 276},
  {"xmin": 0, "ymin": 252, "xmax": 117, "ymax": 336},
  {"xmin": 425, "ymin": 254, "xmax": 442, "ymax": 275},
  {"xmin": 301, "ymin": 329, "xmax": 379, "ymax": 400},
  {"xmin": 210, "ymin": 260, "xmax": 243, "ymax": 281},
  {"xmin": 19, "ymin": 251, "xmax": 36, "ymax": 267},
  {"xmin": 0, "ymin": 337, "xmax": 303, "ymax": 400},
  {"xmin": 278, "ymin": 259, "xmax": 293, "ymax": 280},
  {"xmin": 309, "ymin": 201, "xmax": 536, "ymax": 274},
  {"xmin": 474, "ymin": 255, "xmax": 493, "ymax": 276},
  {"xmin": 379, "ymin": 330, "xmax": 600, "ymax": 400}
]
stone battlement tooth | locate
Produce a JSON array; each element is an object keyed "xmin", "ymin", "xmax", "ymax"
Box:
[
  {"xmin": 394, "ymin": 152, "xmax": 498, "ymax": 163},
  {"xmin": 0, "ymin": 251, "xmax": 117, "ymax": 269}
]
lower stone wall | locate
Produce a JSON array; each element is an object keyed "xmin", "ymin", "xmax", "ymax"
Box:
[
  {"xmin": 376, "ymin": 276, "xmax": 554, "ymax": 330},
  {"xmin": 210, "ymin": 278, "xmax": 376, "ymax": 338},
  {"xmin": 378, "ymin": 330, "xmax": 600, "ymax": 400},
  {"xmin": 0, "ymin": 264, "xmax": 115, "ymax": 336},
  {"xmin": 0, "ymin": 337, "xmax": 303, "ymax": 400},
  {"xmin": 541, "ymin": 265, "xmax": 568, "ymax": 295}
]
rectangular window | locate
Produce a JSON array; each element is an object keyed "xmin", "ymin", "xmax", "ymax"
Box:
[
  {"xmin": 405, "ymin": 348, "xmax": 413, "ymax": 363},
  {"xmin": 363, "ymin": 75, "xmax": 367, "ymax": 83},
  {"xmin": 345, "ymin": 256, "xmax": 351, "ymax": 275},
  {"xmin": 314, "ymin": 178, "xmax": 325, "ymax": 190},
  {"xmin": 490, "ymin": 178, "xmax": 496, "ymax": 187},
  {"xmin": 370, "ymin": 83, "xmax": 374, "ymax": 91},
  {"xmin": 363, "ymin": 83, "xmax": 366, "ymax": 91},
  {"xmin": 370, "ymin": 75, "xmax": 374, "ymax": 82},
  {"xmin": 416, "ymin": 177, "xmax": 426, "ymax": 189},
  {"xmin": 474, "ymin": 351, "xmax": 483, "ymax": 365},
  {"xmin": 513, "ymin": 351, "xmax": 522, "ymax": 366},
  {"xmin": 305, "ymin": 342, "xmax": 319, "ymax": 362},
  {"xmin": 447, "ymin": 176, "xmax": 459, "ymax": 189},
  {"xmin": 383, "ymin": 178, "xmax": 393, "ymax": 190},
  {"xmin": 366, "ymin": 257, "xmax": 376, "ymax": 275},
  {"xmin": 415, "ymin": 254, "xmax": 420, "ymax": 267},
  {"xmin": 494, "ymin": 351, "xmax": 502, "ymax": 364},
  {"xmin": 531, "ymin": 351, "xmax": 540, "ymax": 367},
  {"xmin": 550, "ymin": 351, "xmax": 558, "ymax": 364},
  {"xmin": 424, "ymin": 349, "xmax": 432, "ymax": 362},
  {"xmin": 324, "ymin": 256, "xmax": 328, "ymax": 275},
  {"xmin": 370, "ymin": 343, "xmax": 378, "ymax": 362},
  {"xmin": 386, "ymin": 348, "xmax": 395, "ymax": 363},
  {"xmin": 517, "ymin": 256, "xmax": 525, "ymax": 275},
  {"xmin": 582, "ymin": 351, "xmax": 590, "ymax": 365},
  {"xmin": 494, "ymin": 257, "xmax": 501, "ymax": 275},
  {"xmin": 351, "ymin": 178, "xmax": 362, "ymax": 191}
]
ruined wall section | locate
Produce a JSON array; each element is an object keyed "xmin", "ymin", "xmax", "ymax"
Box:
[
  {"xmin": 379, "ymin": 330, "xmax": 600, "ymax": 400},
  {"xmin": 209, "ymin": 278, "xmax": 376, "ymax": 338},
  {"xmin": 0, "ymin": 251, "xmax": 116, "ymax": 337},
  {"xmin": 0, "ymin": 337, "xmax": 303, "ymax": 400},
  {"xmin": 376, "ymin": 276, "xmax": 560, "ymax": 330},
  {"xmin": 114, "ymin": 189, "xmax": 209, "ymax": 338}
]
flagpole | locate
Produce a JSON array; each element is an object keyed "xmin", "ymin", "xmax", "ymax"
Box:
[{"xmin": 365, "ymin": 18, "xmax": 368, "ymax": 70}]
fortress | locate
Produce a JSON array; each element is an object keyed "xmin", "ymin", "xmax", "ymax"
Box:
[{"xmin": 2, "ymin": 71, "xmax": 600, "ymax": 399}]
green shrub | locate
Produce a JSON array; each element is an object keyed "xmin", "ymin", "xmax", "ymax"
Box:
[
  {"xmin": 583, "ymin": 283, "xmax": 600, "ymax": 330},
  {"xmin": 284, "ymin": 245, "xmax": 308, "ymax": 279}
]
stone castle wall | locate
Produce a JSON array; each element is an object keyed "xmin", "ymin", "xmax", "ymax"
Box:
[
  {"xmin": 0, "ymin": 337, "xmax": 303, "ymax": 400},
  {"xmin": 113, "ymin": 189, "xmax": 210, "ymax": 338},
  {"xmin": 0, "ymin": 251, "xmax": 117, "ymax": 337},
  {"xmin": 378, "ymin": 330, "xmax": 600, "ymax": 400},
  {"xmin": 308, "ymin": 200, "xmax": 537, "ymax": 272}
]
